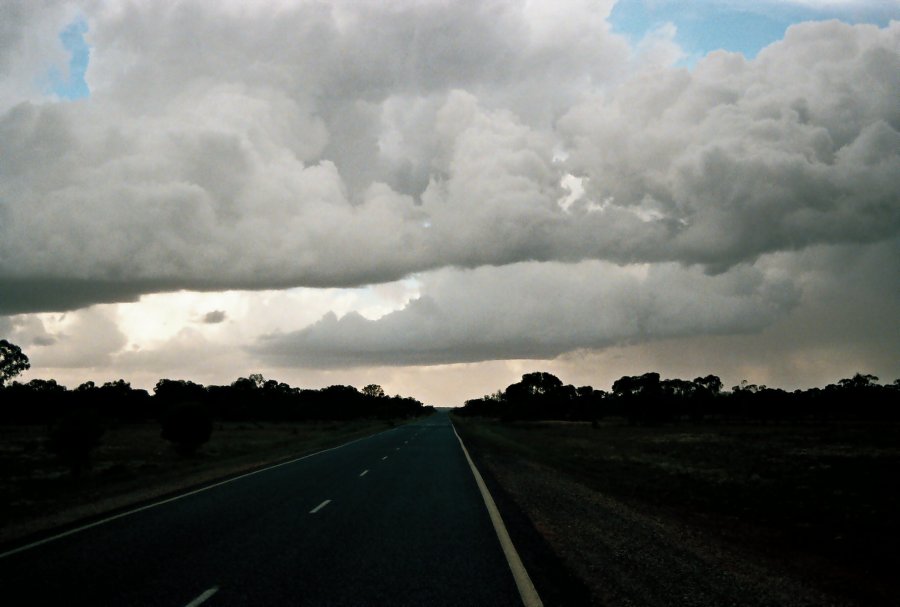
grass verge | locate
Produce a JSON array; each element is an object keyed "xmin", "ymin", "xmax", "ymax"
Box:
[
  {"xmin": 0, "ymin": 419, "xmax": 400, "ymax": 547},
  {"xmin": 453, "ymin": 416, "xmax": 900, "ymax": 607}
]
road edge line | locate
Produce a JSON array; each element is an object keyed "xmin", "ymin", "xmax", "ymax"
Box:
[
  {"xmin": 184, "ymin": 586, "xmax": 219, "ymax": 607},
  {"xmin": 452, "ymin": 423, "xmax": 543, "ymax": 607},
  {"xmin": 0, "ymin": 426, "xmax": 397, "ymax": 560}
]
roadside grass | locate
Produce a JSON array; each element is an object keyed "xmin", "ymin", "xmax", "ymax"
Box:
[
  {"xmin": 453, "ymin": 416, "xmax": 900, "ymax": 603},
  {"xmin": 0, "ymin": 419, "xmax": 397, "ymax": 545}
]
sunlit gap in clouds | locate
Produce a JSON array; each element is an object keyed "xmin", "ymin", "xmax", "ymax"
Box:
[{"xmin": 112, "ymin": 281, "xmax": 423, "ymax": 351}]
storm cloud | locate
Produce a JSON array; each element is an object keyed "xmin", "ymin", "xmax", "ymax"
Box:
[
  {"xmin": 1, "ymin": 2, "xmax": 898, "ymax": 388},
  {"xmin": 255, "ymin": 260, "xmax": 801, "ymax": 366},
  {"xmin": 0, "ymin": 3, "xmax": 896, "ymax": 314},
  {"xmin": 201, "ymin": 310, "xmax": 227, "ymax": 324}
]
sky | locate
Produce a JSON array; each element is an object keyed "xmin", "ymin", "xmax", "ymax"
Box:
[{"xmin": 1, "ymin": 0, "xmax": 898, "ymax": 406}]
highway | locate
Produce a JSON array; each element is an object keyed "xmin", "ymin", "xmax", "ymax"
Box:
[{"xmin": 0, "ymin": 411, "xmax": 527, "ymax": 606}]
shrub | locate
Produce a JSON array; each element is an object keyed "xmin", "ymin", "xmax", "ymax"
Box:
[
  {"xmin": 49, "ymin": 409, "xmax": 105, "ymax": 476},
  {"xmin": 160, "ymin": 401, "xmax": 213, "ymax": 456}
]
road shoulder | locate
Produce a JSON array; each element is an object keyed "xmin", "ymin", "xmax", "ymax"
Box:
[{"xmin": 453, "ymin": 420, "xmax": 594, "ymax": 607}]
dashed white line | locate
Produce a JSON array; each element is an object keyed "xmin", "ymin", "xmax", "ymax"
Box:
[
  {"xmin": 0, "ymin": 426, "xmax": 400, "ymax": 560},
  {"xmin": 359, "ymin": 469, "xmax": 369, "ymax": 477},
  {"xmin": 309, "ymin": 499, "xmax": 331, "ymax": 514},
  {"xmin": 184, "ymin": 586, "xmax": 219, "ymax": 607},
  {"xmin": 382, "ymin": 456, "xmax": 388, "ymax": 460}
]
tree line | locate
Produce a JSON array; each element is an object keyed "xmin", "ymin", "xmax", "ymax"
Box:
[
  {"xmin": 1, "ymin": 339, "xmax": 433, "ymax": 472},
  {"xmin": 455, "ymin": 371, "xmax": 900, "ymax": 424},
  {"xmin": 0, "ymin": 374, "xmax": 431, "ymax": 425}
]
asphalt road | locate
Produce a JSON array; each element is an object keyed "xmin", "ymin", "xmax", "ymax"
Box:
[{"xmin": 0, "ymin": 411, "xmax": 524, "ymax": 606}]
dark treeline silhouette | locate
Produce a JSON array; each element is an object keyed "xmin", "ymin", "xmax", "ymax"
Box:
[
  {"xmin": 0, "ymin": 373, "xmax": 432, "ymax": 426},
  {"xmin": 456, "ymin": 371, "xmax": 900, "ymax": 424},
  {"xmin": 0, "ymin": 340, "xmax": 433, "ymax": 475}
]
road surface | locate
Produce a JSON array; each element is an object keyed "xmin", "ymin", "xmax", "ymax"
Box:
[{"xmin": 0, "ymin": 411, "xmax": 525, "ymax": 606}]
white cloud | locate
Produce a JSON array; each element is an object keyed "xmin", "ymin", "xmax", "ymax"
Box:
[
  {"xmin": 1, "ymin": 11, "xmax": 896, "ymax": 315},
  {"xmin": 0, "ymin": 2, "xmax": 897, "ymax": 395},
  {"xmin": 4, "ymin": 306, "xmax": 127, "ymax": 370},
  {"xmin": 559, "ymin": 20, "xmax": 900, "ymax": 269}
]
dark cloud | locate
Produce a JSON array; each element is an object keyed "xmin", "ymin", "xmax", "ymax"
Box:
[
  {"xmin": 0, "ymin": 278, "xmax": 147, "ymax": 315},
  {"xmin": 254, "ymin": 260, "xmax": 800, "ymax": 367},
  {"xmin": 202, "ymin": 310, "xmax": 226, "ymax": 324}
]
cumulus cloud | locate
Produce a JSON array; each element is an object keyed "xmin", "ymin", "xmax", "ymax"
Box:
[
  {"xmin": 559, "ymin": 20, "xmax": 900, "ymax": 269},
  {"xmin": 2, "ymin": 3, "xmax": 895, "ymax": 316},
  {"xmin": 3, "ymin": 306, "xmax": 127, "ymax": 369},
  {"xmin": 0, "ymin": 0, "xmax": 78, "ymax": 109},
  {"xmin": 255, "ymin": 259, "xmax": 800, "ymax": 366},
  {"xmin": 1, "ymin": 2, "xmax": 898, "ymax": 394}
]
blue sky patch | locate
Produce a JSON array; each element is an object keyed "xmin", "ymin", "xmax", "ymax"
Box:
[
  {"xmin": 609, "ymin": 0, "xmax": 898, "ymax": 63},
  {"xmin": 49, "ymin": 18, "xmax": 90, "ymax": 99}
]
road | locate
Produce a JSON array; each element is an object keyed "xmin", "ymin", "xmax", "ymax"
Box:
[{"xmin": 0, "ymin": 411, "xmax": 525, "ymax": 606}]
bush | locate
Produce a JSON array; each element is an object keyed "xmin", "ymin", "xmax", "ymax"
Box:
[
  {"xmin": 49, "ymin": 409, "xmax": 105, "ymax": 476},
  {"xmin": 160, "ymin": 401, "xmax": 213, "ymax": 456}
]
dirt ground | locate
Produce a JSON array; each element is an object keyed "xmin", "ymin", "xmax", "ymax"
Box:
[{"xmin": 454, "ymin": 417, "xmax": 900, "ymax": 607}]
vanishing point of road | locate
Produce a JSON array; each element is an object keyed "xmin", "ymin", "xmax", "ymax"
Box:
[{"xmin": 0, "ymin": 410, "xmax": 532, "ymax": 606}]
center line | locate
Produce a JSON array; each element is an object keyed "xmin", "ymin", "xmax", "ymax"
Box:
[
  {"xmin": 309, "ymin": 499, "xmax": 331, "ymax": 514},
  {"xmin": 359, "ymin": 469, "xmax": 369, "ymax": 477},
  {"xmin": 184, "ymin": 587, "xmax": 219, "ymax": 607}
]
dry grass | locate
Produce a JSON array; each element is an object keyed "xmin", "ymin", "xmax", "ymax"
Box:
[
  {"xmin": 0, "ymin": 419, "xmax": 395, "ymax": 545},
  {"xmin": 454, "ymin": 417, "xmax": 900, "ymax": 606}
]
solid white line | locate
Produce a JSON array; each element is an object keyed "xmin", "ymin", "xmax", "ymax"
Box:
[
  {"xmin": 309, "ymin": 499, "xmax": 331, "ymax": 514},
  {"xmin": 0, "ymin": 427, "xmax": 398, "ymax": 560},
  {"xmin": 452, "ymin": 423, "xmax": 543, "ymax": 607},
  {"xmin": 184, "ymin": 586, "xmax": 219, "ymax": 607},
  {"xmin": 359, "ymin": 469, "xmax": 369, "ymax": 477}
]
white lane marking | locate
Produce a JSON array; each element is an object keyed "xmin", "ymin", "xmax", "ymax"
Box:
[
  {"xmin": 359, "ymin": 469, "xmax": 369, "ymax": 477},
  {"xmin": 184, "ymin": 586, "xmax": 219, "ymax": 607},
  {"xmin": 382, "ymin": 456, "xmax": 388, "ymax": 460},
  {"xmin": 0, "ymin": 427, "xmax": 399, "ymax": 560},
  {"xmin": 404, "ymin": 440, "xmax": 408, "ymax": 444},
  {"xmin": 452, "ymin": 423, "xmax": 543, "ymax": 607},
  {"xmin": 309, "ymin": 499, "xmax": 331, "ymax": 514}
]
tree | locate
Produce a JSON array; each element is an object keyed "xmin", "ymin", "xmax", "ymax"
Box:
[
  {"xmin": 516, "ymin": 372, "xmax": 564, "ymax": 396},
  {"xmin": 693, "ymin": 375, "xmax": 723, "ymax": 395},
  {"xmin": 838, "ymin": 373, "xmax": 879, "ymax": 390},
  {"xmin": 612, "ymin": 372, "xmax": 663, "ymax": 424},
  {"xmin": 0, "ymin": 339, "xmax": 30, "ymax": 386},
  {"xmin": 362, "ymin": 384, "xmax": 385, "ymax": 398},
  {"xmin": 502, "ymin": 372, "xmax": 571, "ymax": 420}
]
